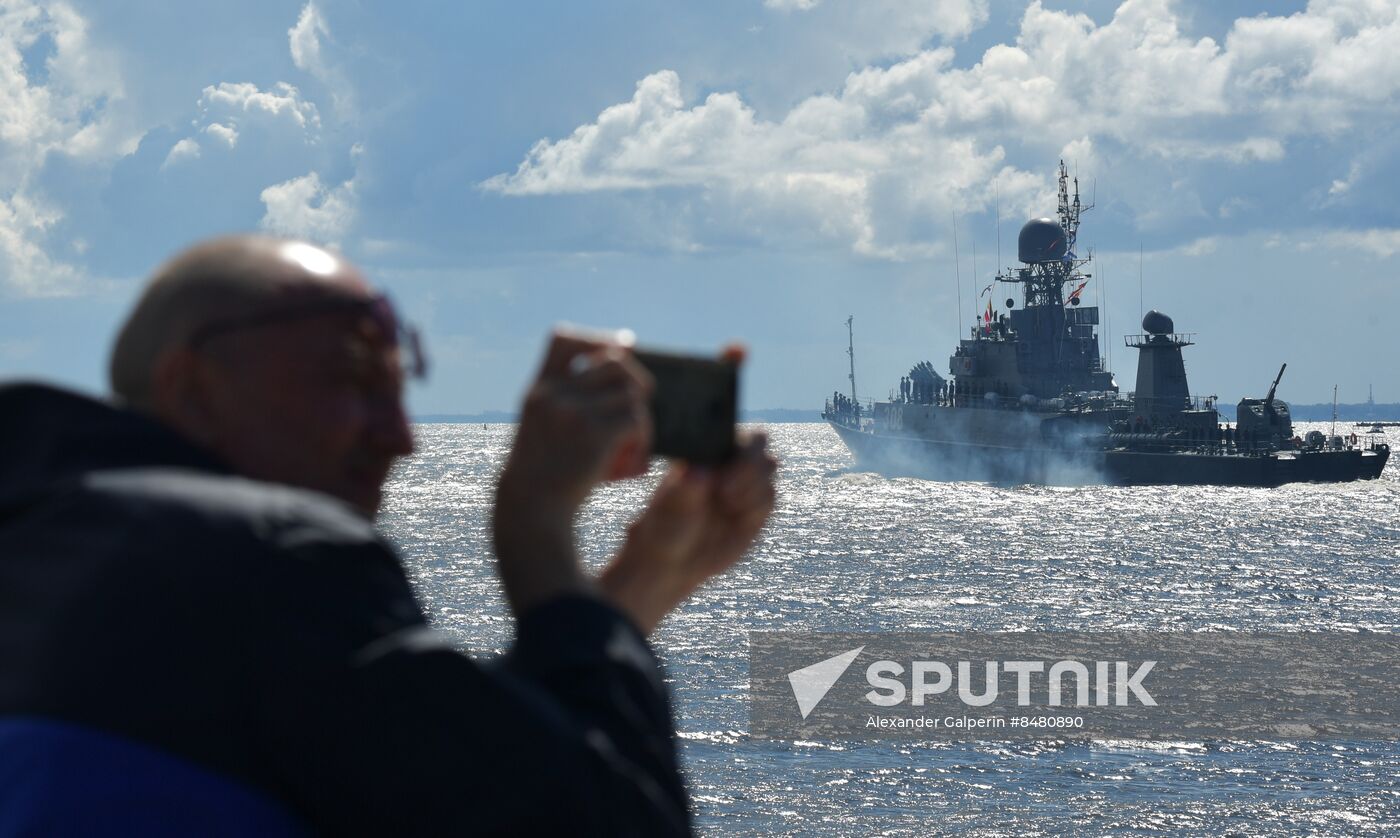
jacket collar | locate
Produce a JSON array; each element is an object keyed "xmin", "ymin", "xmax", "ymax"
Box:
[{"xmin": 0, "ymin": 381, "xmax": 227, "ymax": 511}]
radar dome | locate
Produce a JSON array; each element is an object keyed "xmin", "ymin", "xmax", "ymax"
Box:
[
  {"xmin": 1142, "ymin": 310, "xmax": 1174, "ymax": 335},
  {"xmin": 1018, "ymin": 218, "xmax": 1067, "ymax": 263}
]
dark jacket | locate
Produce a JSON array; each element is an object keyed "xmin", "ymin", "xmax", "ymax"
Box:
[{"xmin": 0, "ymin": 382, "xmax": 690, "ymax": 835}]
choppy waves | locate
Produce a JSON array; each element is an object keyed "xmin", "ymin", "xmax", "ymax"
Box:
[{"xmin": 380, "ymin": 423, "xmax": 1400, "ymax": 835}]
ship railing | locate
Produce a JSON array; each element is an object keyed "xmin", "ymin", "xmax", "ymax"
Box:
[
  {"xmin": 823, "ymin": 398, "xmax": 870, "ymax": 429},
  {"xmin": 1117, "ymin": 392, "xmax": 1217, "ymax": 412},
  {"xmin": 1344, "ymin": 429, "xmax": 1390, "ymax": 453},
  {"xmin": 1292, "ymin": 431, "xmax": 1389, "ymax": 454},
  {"xmin": 1124, "ymin": 333, "xmax": 1196, "ymax": 347}
]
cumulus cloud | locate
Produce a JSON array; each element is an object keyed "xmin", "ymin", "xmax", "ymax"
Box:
[
  {"xmin": 165, "ymin": 80, "xmax": 323, "ymax": 182},
  {"xmin": 0, "ymin": 3, "xmax": 142, "ymax": 164},
  {"xmin": 187, "ymin": 4, "xmax": 361, "ymax": 250},
  {"xmin": 259, "ymin": 170, "xmax": 357, "ymax": 246},
  {"xmin": 157, "ymin": 80, "xmax": 322, "ymax": 189},
  {"xmin": 487, "ymin": 0, "xmax": 1400, "ymax": 257},
  {"xmin": 197, "ymin": 81, "xmax": 321, "ymax": 133},
  {"xmin": 203, "ymin": 122, "xmax": 238, "ymax": 148},
  {"xmin": 160, "ymin": 137, "xmax": 201, "ymax": 169},
  {"xmin": 0, "ymin": 1, "xmax": 359, "ymax": 297},
  {"xmin": 1216, "ymin": 2, "xmax": 1400, "ymax": 133},
  {"xmin": 289, "ymin": 2, "xmax": 330, "ymax": 77},
  {"xmin": 0, "ymin": 193, "xmax": 81, "ymax": 295},
  {"xmin": 288, "ymin": 1, "xmax": 353, "ymax": 117},
  {"xmin": 780, "ymin": 0, "xmax": 991, "ymax": 62},
  {"xmin": 486, "ymin": 68, "xmax": 1028, "ymax": 257},
  {"xmin": 0, "ymin": 1, "xmax": 140, "ymax": 295},
  {"xmin": 486, "ymin": 71, "xmax": 757, "ymax": 195}
]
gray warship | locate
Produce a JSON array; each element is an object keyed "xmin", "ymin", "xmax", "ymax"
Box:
[{"xmin": 823, "ymin": 162, "xmax": 1390, "ymax": 486}]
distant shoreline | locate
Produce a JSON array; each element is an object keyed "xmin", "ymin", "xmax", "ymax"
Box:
[{"xmin": 415, "ymin": 403, "xmax": 1400, "ymax": 425}]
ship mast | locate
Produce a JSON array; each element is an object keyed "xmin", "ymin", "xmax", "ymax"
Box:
[
  {"xmin": 846, "ymin": 315, "xmax": 858, "ymax": 405},
  {"xmin": 1331, "ymin": 384, "xmax": 1338, "ymax": 437},
  {"xmin": 1000, "ymin": 160, "xmax": 1095, "ymax": 310},
  {"xmin": 1059, "ymin": 161, "xmax": 1084, "ymax": 254},
  {"xmin": 981, "ymin": 160, "xmax": 1108, "ymax": 397}
]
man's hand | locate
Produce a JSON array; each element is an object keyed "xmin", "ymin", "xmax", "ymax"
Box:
[
  {"xmin": 494, "ymin": 331, "xmax": 653, "ymax": 617},
  {"xmin": 507, "ymin": 331, "xmax": 655, "ymax": 504},
  {"xmin": 600, "ymin": 433, "xmax": 778, "ymax": 634}
]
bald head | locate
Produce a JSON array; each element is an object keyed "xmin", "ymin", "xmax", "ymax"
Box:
[
  {"xmin": 110, "ymin": 235, "xmax": 370, "ymax": 408},
  {"xmin": 107, "ymin": 234, "xmax": 412, "ymax": 517}
]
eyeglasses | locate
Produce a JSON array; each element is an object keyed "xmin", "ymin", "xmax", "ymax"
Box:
[{"xmin": 187, "ymin": 294, "xmax": 429, "ymax": 380}]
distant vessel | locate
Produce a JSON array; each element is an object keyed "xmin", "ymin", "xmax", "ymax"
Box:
[{"xmin": 823, "ymin": 162, "xmax": 1389, "ymax": 486}]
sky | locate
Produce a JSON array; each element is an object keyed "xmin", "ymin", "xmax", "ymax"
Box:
[{"xmin": 1, "ymin": 0, "xmax": 1397, "ymax": 413}]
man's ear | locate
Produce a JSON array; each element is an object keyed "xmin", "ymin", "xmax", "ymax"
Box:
[{"xmin": 148, "ymin": 348, "xmax": 221, "ymax": 446}]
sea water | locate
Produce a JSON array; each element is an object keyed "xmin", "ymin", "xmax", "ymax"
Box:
[{"xmin": 379, "ymin": 422, "xmax": 1400, "ymax": 836}]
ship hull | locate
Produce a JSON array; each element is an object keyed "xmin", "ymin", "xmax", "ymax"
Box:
[{"xmin": 827, "ymin": 420, "xmax": 1390, "ymax": 487}]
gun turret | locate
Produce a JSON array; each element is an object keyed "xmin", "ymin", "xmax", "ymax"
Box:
[
  {"xmin": 1237, "ymin": 363, "xmax": 1292, "ymax": 448},
  {"xmin": 1264, "ymin": 363, "xmax": 1286, "ymax": 411}
]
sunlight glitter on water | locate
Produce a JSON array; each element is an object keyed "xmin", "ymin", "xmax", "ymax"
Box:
[{"xmin": 379, "ymin": 422, "xmax": 1400, "ymax": 835}]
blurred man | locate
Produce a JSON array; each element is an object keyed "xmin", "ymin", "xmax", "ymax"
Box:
[{"xmin": 0, "ymin": 236, "xmax": 776, "ymax": 835}]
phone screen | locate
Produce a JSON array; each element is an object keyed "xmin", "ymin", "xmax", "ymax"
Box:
[{"xmin": 633, "ymin": 350, "xmax": 738, "ymax": 465}]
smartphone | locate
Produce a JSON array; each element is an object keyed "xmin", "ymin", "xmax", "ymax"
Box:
[{"xmin": 633, "ymin": 349, "xmax": 738, "ymax": 465}]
